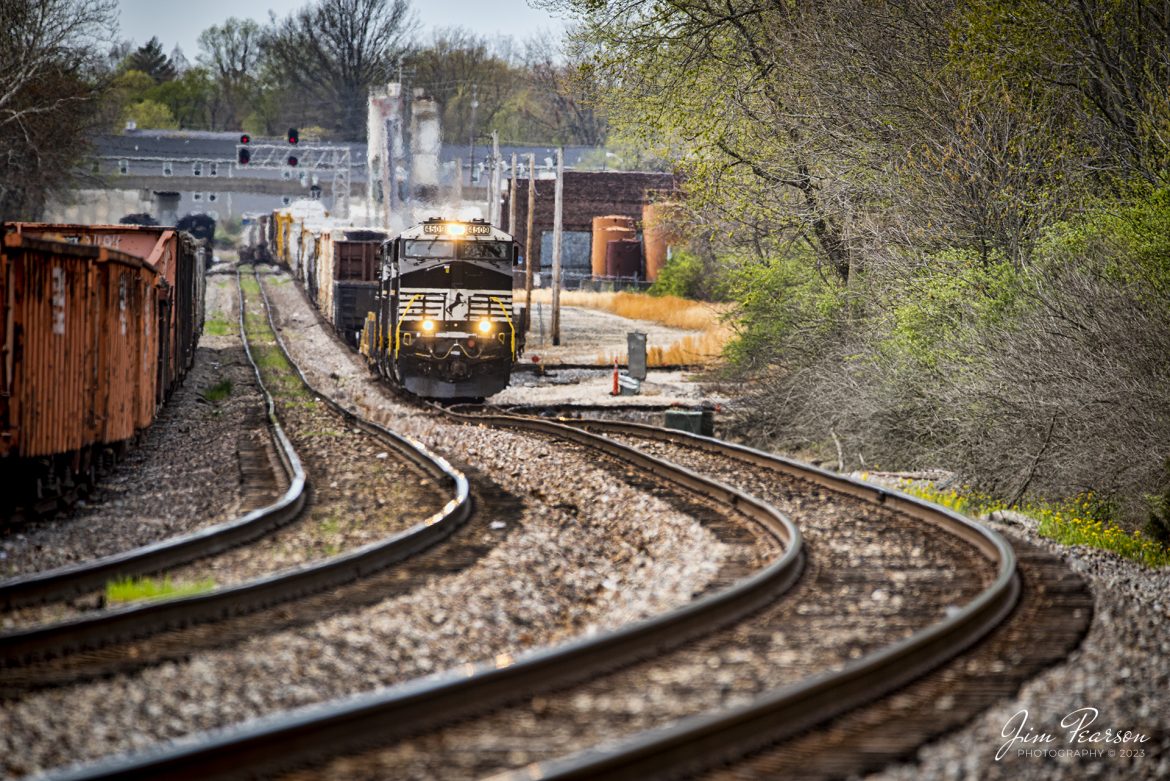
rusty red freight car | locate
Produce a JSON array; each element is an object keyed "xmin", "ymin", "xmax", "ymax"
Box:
[
  {"xmin": 1, "ymin": 234, "xmax": 164, "ymax": 509},
  {"xmin": 8, "ymin": 223, "xmax": 206, "ymax": 400}
]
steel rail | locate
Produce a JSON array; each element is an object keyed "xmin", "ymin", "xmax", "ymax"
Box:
[
  {"xmin": 0, "ymin": 269, "xmax": 470, "ymax": 666},
  {"xmin": 0, "ymin": 295, "xmax": 309, "ymax": 612},
  {"xmin": 492, "ymin": 418, "xmax": 1020, "ymax": 780},
  {"xmin": 42, "ymin": 412, "xmax": 805, "ymax": 781}
]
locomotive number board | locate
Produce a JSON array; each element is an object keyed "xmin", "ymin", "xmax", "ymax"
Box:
[{"xmin": 423, "ymin": 223, "xmax": 492, "ymax": 236}]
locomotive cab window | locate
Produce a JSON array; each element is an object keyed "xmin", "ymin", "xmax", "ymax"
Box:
[
  {"xmin": 402, "ymin": 240, "xmax": 455, "ymax": 259},
  {"xmin": 457, "ymin": 241, "xmax": 511, "ymax": 261}
]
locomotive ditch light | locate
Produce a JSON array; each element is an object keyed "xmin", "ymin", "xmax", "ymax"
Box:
[
  {"xmin": 477, "ymin": 319, "xmax": 492, "ymax": 334},
  {"xmin": 421, "ymin": 319, "xmax": 435, "ymax": 333}
]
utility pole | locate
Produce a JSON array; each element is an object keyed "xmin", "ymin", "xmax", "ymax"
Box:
[
  {"xmin": 489, "ymin": 130, "xmax": 501, "ymax": 225},
  {"xmin": 525, "ymin": 152, "xmax": 535, "ymax": 333},
  {"xmin": 468, "ymin": 84, "xmax": 478, "ymax": 182},
  {"xmin": 508, "ymin": 152, "xmax": 517, "ymax": 234},
  {"xmin": 552, "ymin": 146, "xmax": 563, "ymax": 346}
]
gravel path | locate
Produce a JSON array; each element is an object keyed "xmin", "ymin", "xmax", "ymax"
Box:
[
  {"xmin": 0, "ymin": 274, "xmax": 278, "ymax": 587},
  {"xmin": 867, "ymin": 513, "xmax": 1169, "ymax": 781},
  {"xmin": 0, "ymin": 267, "xmax": 744, "ymax": 778}
]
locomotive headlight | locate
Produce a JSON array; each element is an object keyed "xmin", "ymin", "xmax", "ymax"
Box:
[
  {"xmin": 421, "ymin": 319, "xmax": 435, "ymax": 333},
  {"xmin": 477, "ymin": 319, "xmax": 492, "ymax": 334},
  {"xmin": 445, "ymin": 223, "xmax": 467, "ymax": 236}
]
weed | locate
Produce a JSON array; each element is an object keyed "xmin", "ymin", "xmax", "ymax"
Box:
[
  {"xmin": 884, "ymin": 478, "xmax": 1170, "ymax": 568},
  {"xmin": 199, "ymin": 378, "xmax": 232, "ymax": 403},
  {"xmin": 106, "ymin": 576, "xmax": 216, "ymax": 604},
  {"xmin": 527, "ymin": 289, "xmax": 732, "ymax": 366},
  {"xmin": 204, "ymin": 318, "xmax": 235, "ymax": 336}
]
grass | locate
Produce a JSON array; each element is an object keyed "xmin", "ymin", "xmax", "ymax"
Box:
[
  {"xmin": 527, "ymin": 289, "xmax": 726, "ymax": 330},
  {"xmin": 199, "ymin": 378, "xmax": 232, "ymax": 403},
  {"xmin": 236, "ymin": 270, "xmax": 314, "ymax": 402},
  {"xmin": 204, "ymin": 318, "xmax": 235, "ymax": 336},
  {"xmin": 526, "ymin": 289, "xmax": 734, "ymax": 367},
  {"xmin": 106, "ymin": 575, "xmax": 216, "ymax": 604},
  {"xmin": 880, "ymin": 478, "xmax": 1170, "ymax": 568}
]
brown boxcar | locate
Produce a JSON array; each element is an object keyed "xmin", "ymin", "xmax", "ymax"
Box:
[
  {"xmin": 7, "ymin": 223, "xmax": 205, "ymax": 399},
  {"xmin": 314, "ymin": 228, "xmax": 386, "ymax": 330},
  {"xmin": 1, "ymin": 234, "xmax": 161, "ymax": 502}
]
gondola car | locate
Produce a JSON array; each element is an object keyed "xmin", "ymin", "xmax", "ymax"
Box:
[{"xmin": 362, "ymin": 218, "xmax": 525, "ymax": 399}]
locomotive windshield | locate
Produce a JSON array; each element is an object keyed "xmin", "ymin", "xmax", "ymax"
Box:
[
  {"xmin": 458, "ymin": 241, "xmax": 510, "ymax": 260},
  {"xmin": 403, "ymin": 240, "xmax": 454, "ymax": 258},
  {"xmin": 402, "ymin": 239, "xmax": 511, "ymax": 261}
]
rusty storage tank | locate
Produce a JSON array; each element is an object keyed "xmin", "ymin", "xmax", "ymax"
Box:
[
  {"xmin": 605, "ymin": 238, "xmax": 643, "ymax": 278},
  {"xmin": 591, "ymin": 215, "xmax": 636, "ymax": 277},
  {"xmin": 642, "ymin": 202, "xmax": 684, "ymax": 282}
]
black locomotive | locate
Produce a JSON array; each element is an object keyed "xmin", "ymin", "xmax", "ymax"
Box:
[{"xmin": 362, "ymin": 218, "xmax": 525, "ymax": 399}]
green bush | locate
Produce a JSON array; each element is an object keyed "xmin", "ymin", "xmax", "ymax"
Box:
[
  {"xmin": 721, "ymin": 247, "xmax": 846, "ymax": 371},
  {"xmin": 649, "ymin": 249, "xmax": 712, "ymax": 300}
]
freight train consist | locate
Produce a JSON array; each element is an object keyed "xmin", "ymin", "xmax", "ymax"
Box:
[
  {"xmin": 1, "ymin": 224, "xmax": 206, "ymax": 514},
  {"xmin": 252, "ymin": 202, "xmax": 525, "ymax": 399}
]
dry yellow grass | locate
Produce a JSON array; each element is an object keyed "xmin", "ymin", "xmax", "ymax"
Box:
[
  {"xmin": 526, "ymin": 289, "xmax": 726, "ymax": 331},
  {"xmin": 523, "ymin": 289, "xmax": 732, "ymax": 366}
]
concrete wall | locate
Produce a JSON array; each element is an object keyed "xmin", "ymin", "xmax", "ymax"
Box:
[{"xmin": 44, "ymin": 189, "xmax": 154, "ymax": 224}]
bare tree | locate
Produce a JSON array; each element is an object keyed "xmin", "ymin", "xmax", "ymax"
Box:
[
  {"xmin": 198, "ymin": 18, "xmax": 263, "ymax": 130},
  {"xmin": 262, "ymin": 0, "xmax": 416, "ymax": 139},
  {"xmin": 521, "ymin": 38, "xmax": 608, "ymax": 146},
  {"xmin": 0, "ymin": 0, "xmax": 116, "ymax": 221},
  {"xmin": 407, "ymin": 28, "xmax": 519, "ymax": 145}
]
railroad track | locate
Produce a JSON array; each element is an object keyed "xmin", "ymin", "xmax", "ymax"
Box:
[
  {"xmin": 29, "ymin": 270, "xmax": 1033, "ymax": 781},
  {"xmin": 253, "ymin": 414, "xmax": 1017, "ymax": 780},
  {"xmin": 0, "ymin": 268, "xmax": 469, "ymax": 673}
]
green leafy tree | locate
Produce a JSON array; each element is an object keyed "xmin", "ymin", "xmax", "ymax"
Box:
[
  {"xmin": 149, "ymin": 68, "xmax": 215, "ymax": 128},
  {"xmin": 123, "ymin": 99, "xmax": 179, "ymax": 130}
]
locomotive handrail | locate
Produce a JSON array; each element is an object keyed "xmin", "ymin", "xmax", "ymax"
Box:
[
  {"xmin": 490, "ymin": 295, "xmax": 516, "ymax": 357},
  {"xmin": 393, "ymin": 292, "xmax": 422, "ymax": 357}
]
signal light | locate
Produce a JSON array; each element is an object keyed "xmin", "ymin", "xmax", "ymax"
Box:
[
  {"xmin": 288, "ymin": 127, "xmax": 299, "ymax": 145},
  {"xmin": 240, "ymin": 133, "xmax": 250, "ymax": 144},
  {"xmin": 238, "ymin": 148, "xmax": 250, "ymax": 165},
  {"xmin": 287, "ymin": 155, "xmax": 298, "ymax": 167}
]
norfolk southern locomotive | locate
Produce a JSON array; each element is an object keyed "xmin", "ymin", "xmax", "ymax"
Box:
[{"xmin": 362, "ymin": 218, "xmax": 525, "ymax": 399}]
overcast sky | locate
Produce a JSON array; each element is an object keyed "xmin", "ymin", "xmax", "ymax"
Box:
[{"xmin": 116, "ymin": 0, "xmax": 569, "ymax": 60}]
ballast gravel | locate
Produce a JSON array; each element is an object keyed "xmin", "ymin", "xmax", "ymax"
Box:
[
  {"xmin": 866, "ymin": 512, "xmax": 1170, "ymax": 781},
  {"xmin": 0, "ymin": 266, "xmax": 734, "ymax": 778}
]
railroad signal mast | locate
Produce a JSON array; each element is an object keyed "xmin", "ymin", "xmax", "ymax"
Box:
[{"xmin": 235, "ymin": 129, "xmax": 351, "ymax": 218}]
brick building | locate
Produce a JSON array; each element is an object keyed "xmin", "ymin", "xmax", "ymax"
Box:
[{"xmin": 502, "ymin": 170, "xmax": 677, "ymax": 276}]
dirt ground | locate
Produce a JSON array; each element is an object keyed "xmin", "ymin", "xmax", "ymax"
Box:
[
  {"xmin": 521, "ymin": 305, "xmax": 705, "ymax": 365},
  {"xmin": 498, "ymin": 305, "xmax": 727, "ymax": 408}
]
